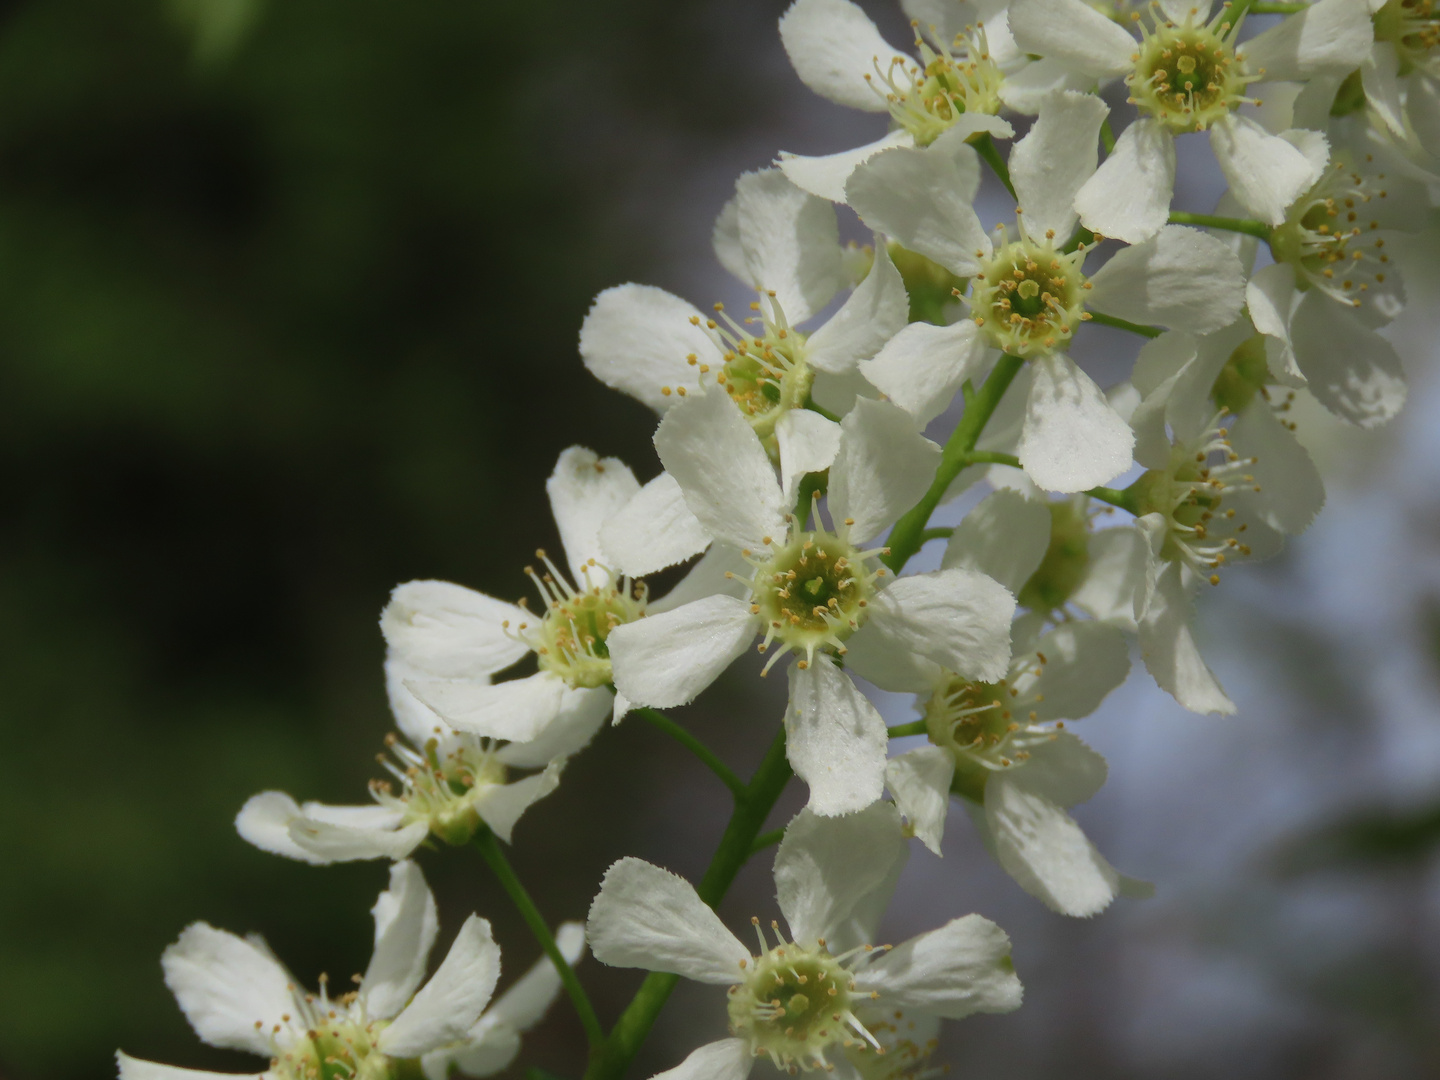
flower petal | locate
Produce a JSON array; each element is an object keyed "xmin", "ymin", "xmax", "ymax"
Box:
[
  {"xmin": 382, "ymin": 915, "xmax": 501, "ymax": 1058},
  {"xmin": 779, "ymin": 0, "xmax": 901, "ymax": 111},
  {"xmin": 859, "ymin": 319, "xmax": 990, "ymax": 427},
  {"xmin": 382, "ymin": 581, "xmax": 529, "ymax": 680},
  {"xmin": 608, "ymin": 596, "xmax": 759, "ymax": 709},
  {"xmin": 853, "ymin": 915, "xmax": 1023, "ymax": 1018},
  {"xmin": 654, "ymin": 389, "xmax": 787, "ymax": 551},
  {"xmin": 1246, "ymin": 262, "xmax": 1302, "ymax": 381},
  {"xmin": 775, "ymin": 802, "xmax": 909, "ymax": 947},
  {"xmin": 885, "ymin": 746, "xmax": 955, "ymax": 856},
  {"xmin": 473, "ymin": 761, "xmax": 565, "ymax": 843},
  {"xmin": 286, "ymin": 814, "xmax": 429, "ymax": 864},
  {"xmin": 941, "ymin": 489, "xmax": 1052, "ymax": 596},
  {"xmin": 1069, "ymin": 524, "xmax": 1149, "ymax": 628},
  {"xmin": 842, "ymin": 622, "xmax": 944, "ymax": 693},
  {"xmin": 1027, "ymin": 621, "xmax": 1130, "ymax": 721},
  {"xmin": 578, "ymin": 284, "xmax": 722, "ymax": 412},
  {"xmin": 586, "ymin": 858, "xmax": 749, "ymax": 983},
  {"xmin": 734, "ymin": 167, "xmax": 844, "ymax": 324},
  {"xmin": 1139, "ymin": 561, "xmax": 1235, "ymax": 715},
  {"xmin": 1009, "ymin": 0, "xmax": 1136, "ymax": 77},
  {"xmin": 599, "ymin": 471, "xmax": 712, "ymax": 577},
  {"xmin": 777, "ymin": 410, "xmax": 842, "ymax": 505},
  {"xmin": 161, "ymin": 923, "xmax": 295, "ymax": 1055},
  {"xmin": 1008, "ymin": 730, "xmax": 1108, "ymax": 806},
  {"xmin": 1010, "ymin": 90, "xmax": 1108, "ymax": 241},
  {"xmin": 1231, "ymin": 399, "xmax": 1325, "ymax": 535},
  {"xmin": 361, "ymin": 860, "xmax": 440, "ymax": 1021},
  {"xmin": 846, "ymin": 140, "xmax": 991, "ymax": 278},
  {"xmin": 1290, "ymin": 289, "xmax": 1406, "ymax": 427},
  {"xmin": 828, "ymin": 398, "xmax": 942, "ymax": 544},
  {"xmin": 482, "ymin": 921, "xmax": 587, "ymax": 1034},
  {"xmin": 1086, "ymin": 225, "xmax": 1245, "ymax": 333},
  {"xmin": 547, "ymin": 447, "xmax": 641, "ymax": 587},
  {"xmin": 1242, "ymin": 0, "xmax": 1374, "ymax": 82},
  {"xmin": 116, "ymin": 1054, "xmax": 266, "ymax": 1080},
  {"xmin": 651, "ymin": 1040, "xmax": 754, "ymax": 1080},
  {"xmin": 1210, "ymin": 114, "xmax": 1322, "ymax": 227},
  {"xmin": 779, "ymin": 130, "xmax": 917, "ymax": 204},
  {"xmin": 1018, "ymin": 354, "xmax": 1134, "ymax": 493},
  {"xmin": 1074, "ymin": 118, "xmax": 1175, "ymax": 244},
  {"xmin": 784, "ymin": 659, "xmax": 889, "ymax": 816},
  {"xmin": 861, "ymin": 568, "xmax": 1015, "ymax": 681},
  {"xmin": 997, "ymin": 56, "xmax": 1094, "ymax": 114},
  {"xmin": 648, "ymin": 544, "xmax": 753, "ymax": 615},
  {"xmin": 496, "ymin": 687, "xmax": 610, "ymax": 768},
  {"xmin": 806, "ymin": 241, "xmax": 910, "ymax": 374},
  {"xmin": 235, "ymin": 791, "xmax": 331, "ymax": 865},
  {"xmin": 984, "ymin": 775, "xmax": 1122, "ymax": 917},
  {"xmin": 406, "ymin": 673, "xmax": 569, "ymax": 744}
]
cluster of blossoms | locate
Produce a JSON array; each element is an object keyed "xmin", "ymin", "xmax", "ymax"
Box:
[{"xmin": 119, "ymin": 2, "xmax": 1435, "ymax": 1080}]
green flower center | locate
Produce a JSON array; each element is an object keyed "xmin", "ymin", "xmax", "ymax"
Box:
[
  {"xmin": 750, "ymin": 528, "xmax": 878, "ymax": 666},
  {"xmin": 1373, "ymin": 0, "xmax": 1440, "ymax": 75},
  {"xmin": 1210, "ymin": 333, "xmax": 1269, "ymax": 416},
  {"xmin": 1016, "ymin": 499, "xmax": 1092, "ymax": 614},
  {"xmin": 868, "ymin": 25, "xmax": 1004, "ymax": 145},
  {"xmin": 925, "ymin": 673, "xmax": 1023, "ymax": 801},
  {"xmin": 1128, "ymin": 9, "xmax": 1251, "ymax": 134},
  {"xmin": 516, "ymin": 551, "xmax": 646, "ymax": 690},
  {"xmin": 970, "ymin": 233, "xmax": 1088, "ymax": 355},
  {"xmin": 274, "ymin": 1013, "xmax": 405, "ymax": 1080},
  {"xmin": 372, "ymin": 734, "xmax": 508, "ymax": 847}
]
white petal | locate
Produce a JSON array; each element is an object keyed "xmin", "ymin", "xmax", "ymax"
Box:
[
  {"xmin": 845, "ymin": 142, "xmax": 991, "ymax": 278},
  {"xmin": 382, "ymin": 916, "xmax": 501, "ymax": 1057},
  {"xmin": 784, "ymin": 659, "xmax": 889, "ymax": 816},
  {"xmin": 841, "ymin": 622, "xmax": 944, "ymax": 693},
  {"xmin": 712, "ymin": 195, "xmax": 747, "ymax": 283},
  {"xmin": 287, "ymin": 814, "xmax": 429, "ymax": 864},
  {"xmin": 984, "ymin": 776, "xmax": 1121, "ymax": 917},
  {"xmin": 473, "ymin": 761, "xmax": 565, "ymax": 842},
  {"xmin": 1131, "ymin": 329, "xmax": 1197, "ymax": 396},
  {"xmin": 161, "ymin": 923, "xmax": 294, "ymax": 1055},
  {"xmin": 1404, "ymin": 70, "xmax": 1440, "ymax": 155},
  {"xmin": 777, "ymin": 410, "xmax": 843, "ymax": 504},
  {"xmin": 1018, "ymin": 354, "xmax": 1134, "ymax": 493},
  {"xmin": 775, "ymin": 802, "xmax": 909, "ymax": 948},
  {"xmin": 734, "ymin": 167, "xmax": 844, "ymax": 324},
  {"xmin": 1010, "ymin": 90, "xmax": 1108, "ymax": 240},
  {"xmin": 778, "ymin": 0, "xmax": 901, "ymax": 112},
  {"xmin": 1246, "ymin": 262, "xmax": 1301, "ymax": 379},
  {"xmin": 421, "ymin": 1028, "xmax": 520, "ymax": 1080},
  {"xmin": 1086, "ymin": 225, "xmax": 1245, "ymax": 333},
  {"xmin": 885, "ymin": 746, "xmax": 955, "ymax": 856},
  {"xmin": 1008, "ymin": 0, "xmax": 1136, "ymax": 76},
  {"xmin": 382, "ymin": 581, "xmax": 529, "ymax": 680},
  {"xmin": 496, "ymin": 687, "xmax": 610, "ymax": 768},
  {"xmin": 362, "ymin": 861, "xmax": 440, "ymax": 1021},
  {"xmin": 1069, "ymin": 525, "xmax": 1148, "ymax": 628},
  {"xmin": 1074, "ymin": 118, "xmax": 1175, "ymax": 244},
  {"xmin": 859, "ymin": 319, "xmax": 989, "ymax": 427},
  {"xmin": 608, "ymin": 596, "xmax": 759, "ymax": 709},
  {"xmin": 481, "ymin": 921, "xmax": 587, "ymax": 1034},
  {"xmin": 586, "ymin": 858, "xmax": 748, "ymax": 982},
  {"xmin": 860, "ymin": 568, "xmax": 1015, "ymax": 681},
  {"xmin": 1230, "ymin": 399, "xmax": 1325, "ymax": 535},
  {"xmin": 806, "ymin": 240, "xmax": 910, "ymax": 374},
  {"xmin": 653, "ymin": 389, "xmax": 786, "ymax": 551},
  {"xmin": 116, "ymin": 1054, "xmax": 266, "ymax": 1080},
  {"xmin": 600, "ymin": 471, "xmax": 712, "ymax": 577},
  {"xmin": 235, "ymin": 791, "xmax": 330, "ymax": 865},
  {"xmin": 853, "ymin": 915, "xmax": 1023, "ymax": 1018},
  {"xmin": 547, "ymin": 447, "xmax": 641, "ymax": 587},
  {"xmin": 1241, "ymin": 0, "xmax": 1374, "ymax": 82},
  {"xmin": 406, "ymin": 673, "xmax": 567, "ymax": 744},
  {"xmin": 941, "ymin": 489, "xmax": 1051, "ymax": 596},
  {"xmin": 828, "ymin": 398, "xmax": 942, "ymax": 543},
  {"xmin": 1139, "ymin": 561, "xmax": 1235, "ymax": 715},
  {"xmin": 651, "ymin": 1039, "xmax": 754, "ymax": 1080},
  {"xmin": 779, "ymin": 131, "xmax": 916, "ymax": 205},
  {"xmin": 1210, "ymin": 114, "xmax": 1322, "ymax": 227},
  {"xmin": 997, "ymin": 57, "xmax": 1094, "ymax": 114},
  {"xmin": 386, "ymin": 656, "xmax": 453, "ymax": 748},
  {"xmin": 648, "ymin": 544, "xmax": 753, "ymax": 615},
  {"xmin": 578, "ymin": 285, "xmax": 722, "ymax": 412},
  {"xmin": 1290, "ymin": 289, "xmax": 1406, "ymax": 426},
  {"xmin": 1359, "ymin": 46, "xmax": 1404, "ymax": 140},
  {"xmin": 1027, "ymin": 621, "xmax": 1130, "ymax": 721},
  {"xmin": 1008, "ymin": 729, "xmax": 1108, "ymax": 807}
]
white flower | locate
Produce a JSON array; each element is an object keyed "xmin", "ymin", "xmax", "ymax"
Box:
[
  {"xmin": 585, "ymin": 804, "xmax": 1022, "ymax": 1078},
  {"xmin": 117, "ymin": 861, "xmax": 507, "ymax": 1080},
  {"xmin": 1010, "ymin": 0, "xmax": 1373, "ymax": 240},
  {"xmin": 381, "ymin": 446, "xmax": 736, "ymax": 749},
  {"xmin": 886, "ymin": 613, "xmax": 1147, "ymax": 917},
  {"xmin": 1245, "ymin": 148, "xmax": 1425, "ymax": 427},
  {"xmin": 774, "ymin": 0, "xmax": 1019, "ymax": 203},
  {"xmin": 580, "ymin": 168, "xmax": 909, "ymax": 449},
  {"xmin": 234, "ymin": 655, "xmax": 600, "ymax": 862},
  {"xmin": 1355, "ymin": 0, "xmax": 1440, "ymax": 168},
  {"xmin": 606, "ymin": 390, "xmax": 1015, "ymax": 815},
  {"xmin": 847, "ymin": 90, "xmax": 1248, "ymax": 491}
]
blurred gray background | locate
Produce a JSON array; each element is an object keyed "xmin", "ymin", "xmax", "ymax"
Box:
[{"xmin": 1, "ymin": 1, "xmax": 1436, "ymax": 1079}]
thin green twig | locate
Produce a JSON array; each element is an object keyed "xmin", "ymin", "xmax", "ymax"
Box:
[
  {"xmin": 918, "ymin": 526, "xmax": 954, "ymax": 545},
  {"xmin": 1087, "ymin": 311, "xmax": 1163, "ymax": 338},
  {"xmin": 1100, "ymin": 117, "xmax": 1116, "ymax": 156},
  {"xmin": 973, "ymin": 133, "xmax": 1016, "ymax": 200},
  {"xmin": 887, "ymin": 720, "xmax": 928, "ymax": 738},
  {"xmin": 473, "ymin": 830, "xmax": 605, "ymax": 1048},
  {"xmin": 1168, "ymin": 210, "xmax": 1274, "ymax": 241},
  {"xmin": 634, "ymin": 706, "xmax": 745, "ymax": 798},
  {"xmin": 1084, "ymin": 485, "xmax": 1139, "ymax": 513},
  {"xmin": 749, "ymin": 828, "xmax": 785, "ymax": 856}
]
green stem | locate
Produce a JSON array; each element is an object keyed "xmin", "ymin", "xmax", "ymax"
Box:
[
  {"xmin": 882, "ymin": 354, "xmax": 1026, "ymax": 573},
  {"xmin": 1100, "ymin": 117, "xmax": 1116, "ymax": 156},
  {"xmin": 584, "ymin": 729, "xmax": 794, "ymax": 1080},
  {"xmin": 973, "ymin": 133, "xmax": 1016, "ymax": 200},
  {"xmin": 794, "ymin": 471, "xmax": 827, "ymax": 525},
  {"xmin": 473, "ymin": 830, "xmax": 605, "ymax": 1049},
  {"xmin": 967, "ymin": 450, "xmax": 1020, "ymax": 467},
  {"xmin": 1247, "ymin": 1, "xmax": 1306, "ymax": 11},
  {"xmin": 1085, "ymin": 485, "xmax": 1140, "ymax": 513},
  {"xmin": 918, "ymin": 526, "xmax": 954, "ymax": 545},
  {"xmin": 1167, "ymin": 210, "xmax": 1273, "ymax": 241},
  {"xmin": 1086, "ymin": 311, "xmax": 1162, "ymax": 339},
  {"xmin": 804, "ymin": 398, "xmax": 841, "ymax": 423},
  {"xmin": 887, "ymin": 720, "xmax": 928, "ymax": 738},
  {"xmin": 749, "ymin": 828, "xmax": 785, "ymax": 856},
  {"xmin": 1062, "ymin": 225, "xmax": 1096, "ymax": 255},
  {"xmin": 633, "ymin": 707, "xmax": 745, "ymax": 798}
]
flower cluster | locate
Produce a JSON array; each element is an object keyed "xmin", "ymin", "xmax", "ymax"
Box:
[{"xmin": 117, "ymin": 2, "xmax": 1432, "ymax": 1080}]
